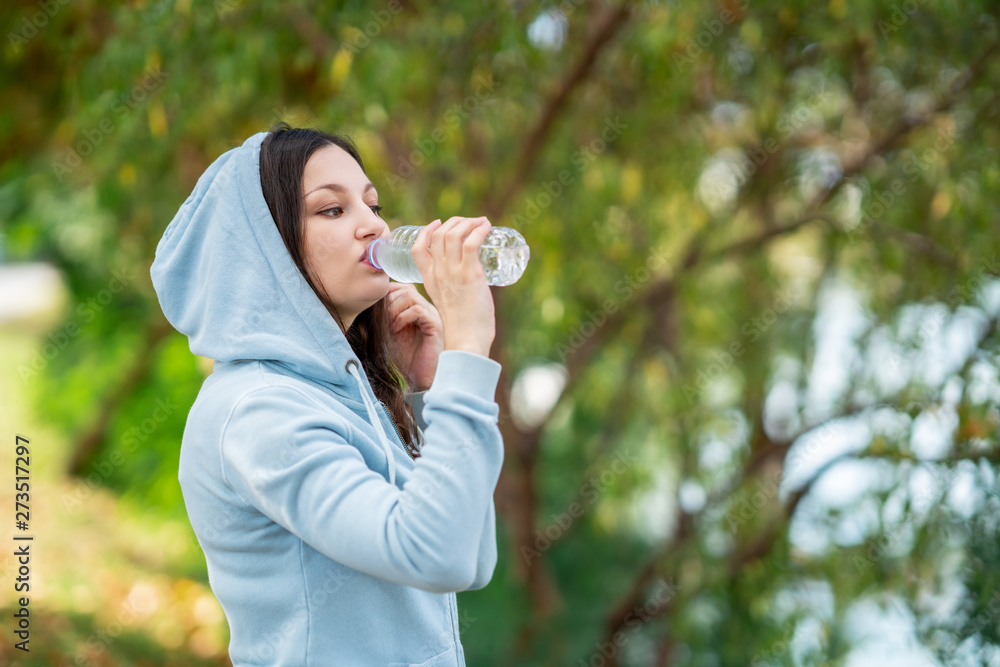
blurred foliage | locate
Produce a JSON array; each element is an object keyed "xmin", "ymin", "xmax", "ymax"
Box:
[{"xmin": 2, "ymin": 0, "xmax": 999, "ymax": 665}]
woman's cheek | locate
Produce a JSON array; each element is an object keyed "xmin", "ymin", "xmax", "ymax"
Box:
[{"xmin": 307, "ymin": 227, "xmax": 347, "ymax": 264}]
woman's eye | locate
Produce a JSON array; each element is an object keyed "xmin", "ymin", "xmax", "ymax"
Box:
[
  {"xmin": 370, "ymin": 205, "xmax": 383, "ymax": 217},
  {"xmin": 319, "ymin": 206, "xmax": 343, "ymax": 217}
]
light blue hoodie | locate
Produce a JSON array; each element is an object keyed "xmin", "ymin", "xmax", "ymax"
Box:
[{"xmin": 149, "ymin": 131, "xmax": 504, "ymax": 666}]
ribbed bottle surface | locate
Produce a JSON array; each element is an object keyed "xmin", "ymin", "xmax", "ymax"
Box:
[
  {"xmin": 370, "ymin": 225, "xmax": 530, "ymax": 286},
  {"xmin": 371, "ymin": 226, "xmax": 424, "ymax": 283}
]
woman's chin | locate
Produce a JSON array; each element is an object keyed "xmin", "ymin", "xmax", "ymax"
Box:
[{"xmin": 369, "ymin": 278, "xmax": 392, "ymax": 302}]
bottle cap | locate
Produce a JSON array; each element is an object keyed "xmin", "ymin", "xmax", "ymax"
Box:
[{"xmin": 367, "ymin": 239, "xmax": 384, "ymax": 270}]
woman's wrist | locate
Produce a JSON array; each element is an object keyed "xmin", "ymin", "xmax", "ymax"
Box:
[
  {"xmin": 443, "ymin": 333, "xmax": 493, "ymax": 358},
  {"xmin": 443, "ymin": 342, "xmax": 492, "ymax": 358},
  {"xmin": 427, "ymin": 349, "xmax": 503, "ymax": 402}
]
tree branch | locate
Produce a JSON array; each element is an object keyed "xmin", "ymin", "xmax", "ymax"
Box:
[
  {"xmin": 483, "ymin": 0, "xmax": 632, "ymax": 219},
  {"xmin": 590, "ymin": 41, "xmax": 1000, "ymax": 655},
  {"xmin": 485, "ymin": 2, "xmax": 635, "ymax": 639}
]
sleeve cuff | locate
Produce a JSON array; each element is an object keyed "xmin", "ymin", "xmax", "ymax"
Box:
[
  {"xmin": 428, "ymin": 350, "xmax": 502, "ymax": 402},
  {"xmin": 407, "ymin": 389, "xmax": 429, "ymax": 432}
]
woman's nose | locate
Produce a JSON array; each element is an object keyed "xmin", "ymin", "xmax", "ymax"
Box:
[{"xmin": 359, "ymin": 211, "xmax": 387, "ymax": 238}]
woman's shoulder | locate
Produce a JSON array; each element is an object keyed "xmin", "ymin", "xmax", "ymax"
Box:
[{"xmin": 192, "ymin": 360, "xmax": 351, "ymax": 422}]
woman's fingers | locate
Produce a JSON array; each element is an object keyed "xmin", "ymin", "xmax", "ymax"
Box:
[
  {"xmin": 391, "ymin": 303, "xmax": 421, "ymax": 332},
  {"xmin": 411, "ymin": 219, "xmax": 442, "ymax": 282},
  {"xmin": 430, "ymin": 217, "xmax": 462, "ymax": 269},
  {"xmin": 460, "ymin": 219, "xmax": 492, "ymax": 274},
  {"xmin": 387, "ymin": 283, "xmax": 439, "ymax": 326},
  {"xmin": 392, "ymin": 302, "xmax": 441, "ymax": 334},
  {"xmin": 387, "ymin": 281, "xmax": 416, "ymax": 305},
  {"xmin": 423, "ymin": 216, "xmax": 491, "ymax": 273},
  {"xmin": 442, "ymin": 217, "xmax": 487, "ymax": 267},
  {"xmin": 386, "ymin": 283, "xmax": 407, "ymax": 308},
  {"xmin": 411, "ymin": 215, "xmax": 493, "ymax": 325}
]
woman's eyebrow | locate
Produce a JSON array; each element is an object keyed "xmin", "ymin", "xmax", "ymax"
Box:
[{"xmin": 305, "ymin": 182, "xmax": 376, "ymax": 196}]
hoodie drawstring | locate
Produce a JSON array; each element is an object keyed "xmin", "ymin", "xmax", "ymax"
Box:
[{"xmin": 345, "ymin": 359, "xmax": 397, "ymax": 486}]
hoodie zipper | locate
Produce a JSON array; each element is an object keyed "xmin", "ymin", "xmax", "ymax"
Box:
[{"xmin": 377, "ymin": 399, "xmax": 414, "ymax": 459}]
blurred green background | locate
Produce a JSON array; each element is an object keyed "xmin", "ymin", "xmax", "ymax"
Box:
[{"xmin": 1, "ymin": 0, "xmax": 999, "ymax": 665}]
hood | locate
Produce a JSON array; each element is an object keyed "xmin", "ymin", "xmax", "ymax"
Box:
[{"xmin": 149, "ymin": 131, "xmax": 365, "ymax": 400}]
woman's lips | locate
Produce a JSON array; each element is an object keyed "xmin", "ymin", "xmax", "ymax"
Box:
[{"xmin": 360, "ymin": 245, "xmax": 379, "ymax": 269}]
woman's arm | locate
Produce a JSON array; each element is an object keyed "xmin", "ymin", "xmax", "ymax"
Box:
[
  {"xmin": 465, "ymin": 497, "xmax": 498, "ymax": 590},
  {"xmin": 220, "ymin": 351, "xmax": 503, "ymax": 594},
  {"xmin": 409, "ymin": 378, "xmax": 498, "ymax": 591}
]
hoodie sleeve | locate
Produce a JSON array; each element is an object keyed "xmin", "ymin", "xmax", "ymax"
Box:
[
  {"xmin": 408, "ymin": 372, "xmax": 497, "ymax": 591},
  {"xmin": 466, "ymin": 496, "xmax": 498, "ymax": 590},
  {"xmin": 407, "ymin": 389, "xmax": 429, "ymax": 432},
  {"xmin": 220, "ymin": 351, "xmax": 504, "ymax": 594}
]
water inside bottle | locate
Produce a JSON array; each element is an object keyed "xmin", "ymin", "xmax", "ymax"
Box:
[
  {"xmin": 372, "ymin": 242, "xmax": 423, "ymax": 283},
  {"xmin": 369, "ymin": 225, "xmax": 530, "ymax": 286}
]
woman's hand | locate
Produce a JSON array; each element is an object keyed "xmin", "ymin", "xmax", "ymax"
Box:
[
  {"xmin": 410, "ymin": 217, "xmax": 495, "ymax": 359},
  {"xmin": 386, "ymin": 282, "xmax": 444, "ymax": 391}
]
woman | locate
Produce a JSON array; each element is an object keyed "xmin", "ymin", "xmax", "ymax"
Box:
[{"xmin": 149, "ymin": 122, "xmax": 504, "ymax": 666}]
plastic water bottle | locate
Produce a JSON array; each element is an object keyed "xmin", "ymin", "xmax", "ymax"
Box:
[{"xmin": 367, "ymin": 225, "xmax": 530, "ymax": 286}]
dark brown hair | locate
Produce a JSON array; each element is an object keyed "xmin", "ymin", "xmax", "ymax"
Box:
[{"xmin": 259, "ymin": 121, "xmax": 421, "ymax": 457}]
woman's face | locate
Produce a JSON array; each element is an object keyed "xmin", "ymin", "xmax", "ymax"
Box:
[{"xmin": 300, "ymin": 144, "xmax": 391, "ymax": 329}]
